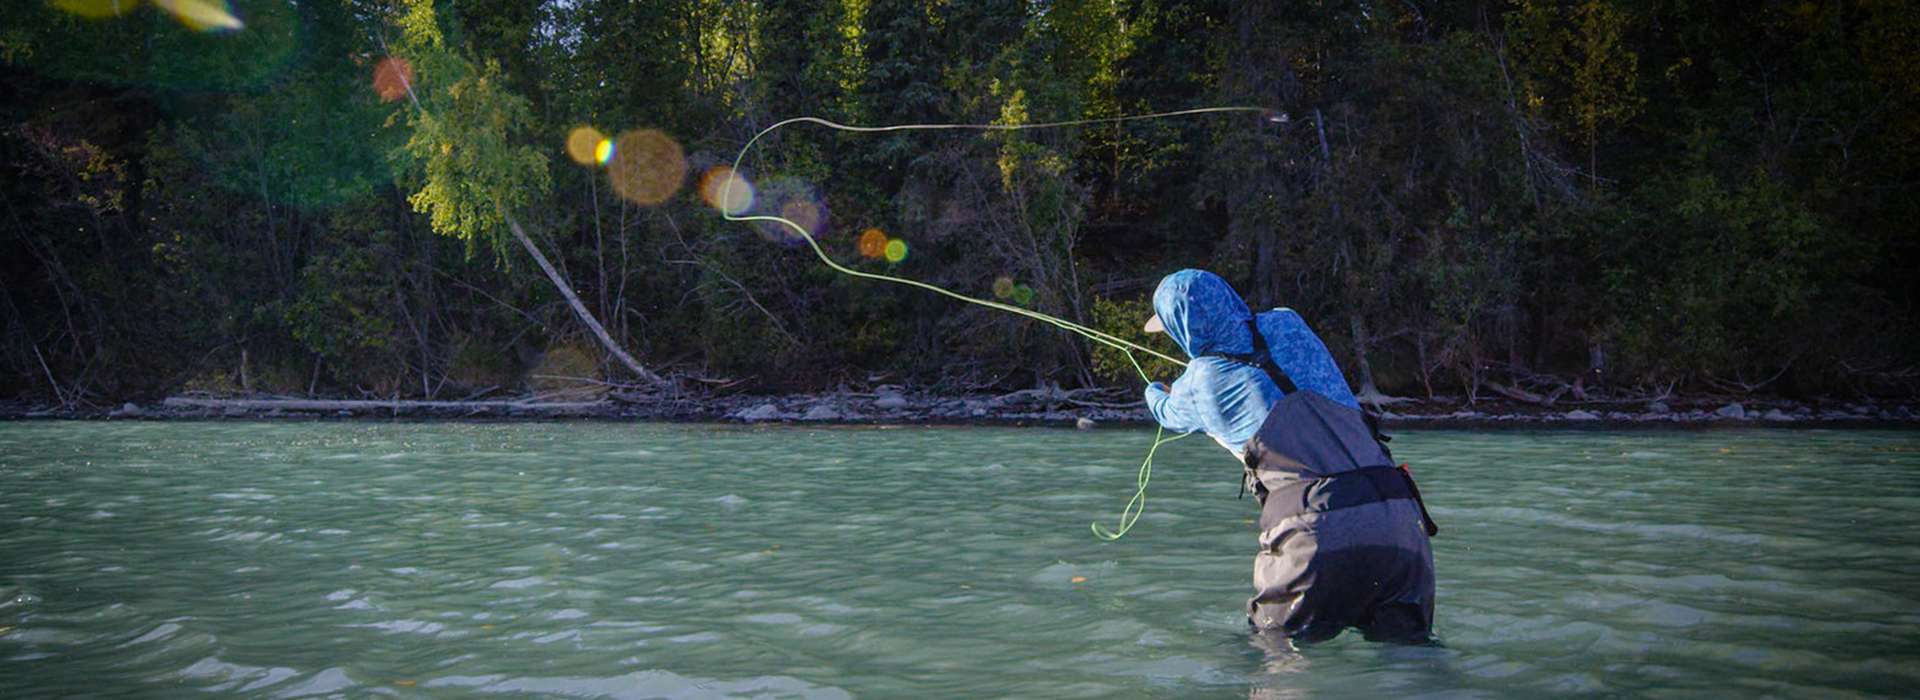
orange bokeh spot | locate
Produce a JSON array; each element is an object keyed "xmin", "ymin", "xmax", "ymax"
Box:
[
  {"xmin": 606, "ymin": 129, "xmax": 686, "ymax": 206},
  {"xmin": 858, "ymin": 228, "xmax": 887, "ymax": 258},
  {"xmin": 373, "ymin": 57, "xmax": 414, "ymax": 103}
]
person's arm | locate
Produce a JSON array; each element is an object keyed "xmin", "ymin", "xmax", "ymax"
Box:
[{"xmin": 1144, "ymin": 377, "xmax": 1207, "ymax": 434}]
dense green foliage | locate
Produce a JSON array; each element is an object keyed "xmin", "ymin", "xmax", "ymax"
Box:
[{"xmin": 3, "ymin": 0, "xmax": 1915, "ymax": 404}]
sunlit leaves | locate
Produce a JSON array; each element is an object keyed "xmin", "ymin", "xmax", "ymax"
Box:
[{"xmin": 390, "ymin": 0, "xmax": 549, "ymax": 260}]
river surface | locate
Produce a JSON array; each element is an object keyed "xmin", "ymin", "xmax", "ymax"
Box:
[{"xmin": 1, "ymin": 422, "xmax": 1917, "ymax": 698}]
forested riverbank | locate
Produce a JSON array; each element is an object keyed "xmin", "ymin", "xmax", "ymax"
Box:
[{"xmin": 4, "ymin": 1, "xmax": 1916, "ymax": 410}]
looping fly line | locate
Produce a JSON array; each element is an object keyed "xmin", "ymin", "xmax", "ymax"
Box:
[{"xmin": 723, "ymin": 106, "xmax": 1270, "ymax": 539}]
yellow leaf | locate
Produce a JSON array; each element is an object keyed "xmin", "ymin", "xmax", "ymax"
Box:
[
  {"xmin": 151, "ymin": 0, "xmax": 244, "ymax": 31},
  {"xmin": 51, "ymin": 0, "xmax": 141, "ymax": 20}
]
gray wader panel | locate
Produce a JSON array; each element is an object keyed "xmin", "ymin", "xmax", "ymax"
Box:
[{"xmin": 1242, "ymin": 391, "xmax": 1436, "ymax": 643}]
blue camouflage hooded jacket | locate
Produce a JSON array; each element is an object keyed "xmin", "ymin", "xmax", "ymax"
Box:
[{"xmin": 1142, "ymin": 270, "xmax": 1360, "ymax": 456}]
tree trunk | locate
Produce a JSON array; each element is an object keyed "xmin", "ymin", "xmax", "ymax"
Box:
[
  {"xmin": 1348, "ymin": 313, "xmax": 1381, "ymax": 401},
  {"xmin": 505, "ymin": 215, "xmax": 668, "ymax": 389}
]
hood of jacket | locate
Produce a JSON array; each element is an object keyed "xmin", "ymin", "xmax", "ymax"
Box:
[{"xmin": 1151, "ymin": 269, "xmax": 1255, "ymax": 360}]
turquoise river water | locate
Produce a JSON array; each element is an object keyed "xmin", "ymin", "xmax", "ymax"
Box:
[{"xmin": 2, "ymin": 422, "xmax": 1917, "ymax": 698}]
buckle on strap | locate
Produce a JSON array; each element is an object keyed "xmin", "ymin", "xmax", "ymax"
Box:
[{"xmin": 1237, "ymin": 449, "xmax": 1260, "ymax": 500}]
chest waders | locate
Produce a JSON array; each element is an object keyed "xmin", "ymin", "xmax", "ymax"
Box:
[{"xmin": 1206, "ymin": 319, "xmax": 1439, "ymax": 643}]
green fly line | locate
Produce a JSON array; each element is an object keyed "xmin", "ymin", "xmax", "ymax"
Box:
[{"xmin": 723, "ymin": 107, "xmax": 1271, "ymax": 539}]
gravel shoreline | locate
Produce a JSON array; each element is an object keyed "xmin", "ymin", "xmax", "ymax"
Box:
[{"xmin": 3, "ymin": 390, "xmax": 1916, "ymax": 428}]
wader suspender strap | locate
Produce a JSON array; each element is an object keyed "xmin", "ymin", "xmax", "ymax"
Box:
[
  {"xmin": 1209, "ymin": 319, "xmax": 1295, "ymax": 501},
  {"xmin": 1238, "ymin": 319, "xmax": 1296, "ymax": 395}
]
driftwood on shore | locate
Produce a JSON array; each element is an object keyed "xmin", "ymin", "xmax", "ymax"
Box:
[{"xmin": 1485, "ymin": 381, "xmax": 1556, "ymax": 406}]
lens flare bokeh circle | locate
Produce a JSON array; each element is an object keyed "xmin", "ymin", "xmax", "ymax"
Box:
[
  {"xmin": 1011, "ymin": 284, "xmax": 1036, "ymax": 305},
  {"xmin": 752, "ymin": 177, "xmax": 828, "ymax": 245},
  {"xmin": 697, "ymin": 166, "xmax": 754, "ymax": 215},
  {"xmin": 883, "ymin": 238, "xmax": 909, "ymax": 263},
  {"xmin": 606, "ymin": 129, "xmax": 687, "ymax": 206},
  {"xmin": 992, "ymin": 276, "xmax": 1015, "ymax": 299},
  {"xmin": 565, "ymin": 126, "xmax": 607, "ymax": 166},
  {"xmin": 373, "ymin": 57, "xmax": 414, "ymax": 103},
  {"xmin": 858, "ymin": 228, "xmax": 887, "ymax": 258},
  {"xmin": 782, "ymin": 201, "xmax": 826, "ymax": 238}
]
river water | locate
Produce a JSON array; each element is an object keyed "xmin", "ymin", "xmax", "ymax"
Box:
[{"xmin": 1, "ymin": 422, "xmax": 1916, "ymax": 697}]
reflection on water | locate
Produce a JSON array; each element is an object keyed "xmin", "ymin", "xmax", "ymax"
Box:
[{"xmin": 1, "ymin": 423, "xmax": 1917, "ymax": 697}]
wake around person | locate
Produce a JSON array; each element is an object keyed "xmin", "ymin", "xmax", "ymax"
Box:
[{"xmin": 1141, "ymin": 269, "xmax": 1439, "ymax": 644}]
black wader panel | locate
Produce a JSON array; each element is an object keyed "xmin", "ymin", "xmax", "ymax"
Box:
[{"xmin": 1241, "ymin": 390, "xmax": 1437, "ymax": 643}]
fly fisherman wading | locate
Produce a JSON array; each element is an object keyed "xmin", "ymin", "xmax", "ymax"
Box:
[{"xmin": 1141, "ymin": 269, "xmax": 1439, "ymax": 644}]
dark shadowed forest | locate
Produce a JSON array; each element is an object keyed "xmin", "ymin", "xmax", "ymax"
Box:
[{"xmin": 3, "ymin": 0, "xmax": 1916, "ymax": 409}]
